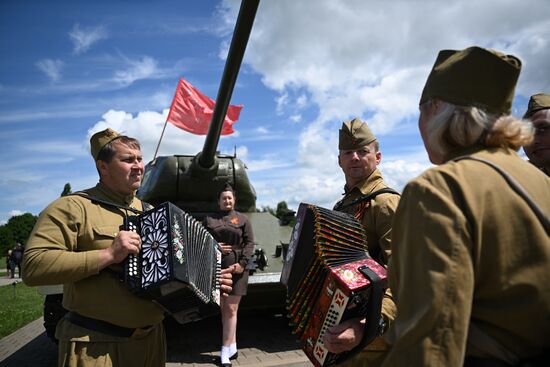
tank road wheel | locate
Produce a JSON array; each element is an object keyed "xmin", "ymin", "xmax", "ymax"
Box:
[{"xmin": 43, "ymin": 294, "xmax": 68, "ymax": 343}]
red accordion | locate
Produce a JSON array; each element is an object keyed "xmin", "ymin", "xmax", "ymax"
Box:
[{"xmin": 281, "ymin": 203, "xmax": 387, "ymax": 367}]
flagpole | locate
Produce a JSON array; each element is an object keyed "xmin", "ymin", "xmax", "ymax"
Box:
[
  {"xmin": 155, "ymin": 78, "xmax": 183, "ymax": 161},
  {"xmin": 153, "ymin": 119, "xmax": 169, "ymax": 161}
]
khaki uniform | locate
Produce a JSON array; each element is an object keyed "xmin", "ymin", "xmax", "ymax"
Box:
[
  {"xmin": 23, "ymin": 183, "xmax": 166, "ymax": 367},
  {"xmin": 334, "ymin": 168, "xmax": 400, "ymax": 366},
  {"xmin": 382, "ymin": 147, "xmax": 550, "ymax": 366}
]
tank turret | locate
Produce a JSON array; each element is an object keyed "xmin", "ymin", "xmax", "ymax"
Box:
[{"xmin": 39, "ymin": 0, "xmax": 290, "ymax": 343}]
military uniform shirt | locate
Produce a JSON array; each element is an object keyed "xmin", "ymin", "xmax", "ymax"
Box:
[
  {"xmin": 334, "ymin": 168, "xmax": 400, "ymax": 367},
  {"xmin": 336, "ymin": 168, "xmax": 400, "ymax": 264},
  {"xmin": 383, "ymin": 147, "xmax": 550, "ymax": 366},
  {"xmin": 204, "ymin": 210, "xmax": 254, "ymax": 295},
  {"xmin": 23, "ymin": 182, "xmax": 165, "ymax": 329}
]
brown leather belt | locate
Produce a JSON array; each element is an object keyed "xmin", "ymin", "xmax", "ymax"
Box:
[{"xmin": 66, "ymin": 311, "xmax": 153, "ymax": 338}]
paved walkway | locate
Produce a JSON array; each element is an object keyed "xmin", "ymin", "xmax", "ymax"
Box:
[
  {"xmin": 0, "ymin": 317, "xmax": 57, "ymax": 367},
  {"xmin": 0, "ymin": 280, "xmax": 311, "ymax": 367},
  {"xmin": 0, "ymin": 315, "xmax": 310, "ymax": 367},
  {"xmin": 0, "ymin": 276, "xmax": 22, "ymax": 288}
]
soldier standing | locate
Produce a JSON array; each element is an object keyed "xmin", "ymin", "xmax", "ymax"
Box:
[
  {"xmin": 323, "ymin": 118, "xmax": 400, "ymax": 366},
  {"xmin": 382, "ymin": 47, "xmax": 550, "ymax": 366},
  {"xmin": 23, "ymin": 128, "xmax": 233, "ymax": 367}
]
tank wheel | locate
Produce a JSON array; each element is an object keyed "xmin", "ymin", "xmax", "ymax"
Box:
[{"xmin": 43, "ymin": 294, "xmax": 68, "ymax": 343}]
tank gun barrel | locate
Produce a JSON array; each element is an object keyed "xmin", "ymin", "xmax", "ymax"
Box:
[{"xmin": 199, "ymin": 0, "xmax": 260, "ymax": 168}]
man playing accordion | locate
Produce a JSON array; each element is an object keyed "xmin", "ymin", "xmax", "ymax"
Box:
[
  {"xmin": 323, "ymin": 118, "xmax": 400, "ymax": 366},
  {"xmin": 23, "ymin": 128, "xmax": 233, "ymax": 367}
]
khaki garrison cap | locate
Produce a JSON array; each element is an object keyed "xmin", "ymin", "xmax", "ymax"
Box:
[
  {"xmin": 90, "ymin": 128, "xmax": 121, "ymax": 161},
  {"xmin": 420, "ymin": 46, "xmax": 521, "ymax": 115},
  {"xmin": 523, "ymin": 93, "xmax": 550, "ymax": 119},
  {"xmin": 338, "ymin": 118, "xmax": 376, "ymax": 150}
]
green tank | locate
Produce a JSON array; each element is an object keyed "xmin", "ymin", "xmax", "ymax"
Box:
[
  {"xmin": 39, "ymin": 0, "xmax": 291, "ymax": 341},
  {"xmin": 137, "ymin": 152, "xmax": 291, "ymax": 314},
  {"xmin": 137, "ymin": 0, "xmax": 291, "ymax": 315}
]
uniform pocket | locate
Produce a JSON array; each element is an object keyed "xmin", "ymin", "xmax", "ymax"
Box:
[{"xmin": 83, "ymin": 225, "xmax": 119, "ymax": 250}]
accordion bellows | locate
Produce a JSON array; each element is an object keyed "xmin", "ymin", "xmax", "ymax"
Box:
[
  {"xmin": 281, "ymin": 203, "xmax": 387, "ymax": 367},
  {"xmin": 124, "ymin": 202, "xmax": 221, "ymax": 322}
]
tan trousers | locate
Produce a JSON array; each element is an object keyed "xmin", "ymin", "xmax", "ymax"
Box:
[{"xmin": 57, "ymin": 318, "xmax": 166, "ymax": 367}]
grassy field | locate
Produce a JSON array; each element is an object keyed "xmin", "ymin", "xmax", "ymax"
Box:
[
  {"xmin": 0, "ymin": 282, "xmax": 44, "ymax": 339},
  {"xmin": 1, "ymin": 256, "xmax": 8, "ymax": 277}
]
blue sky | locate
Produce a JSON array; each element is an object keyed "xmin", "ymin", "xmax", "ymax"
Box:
[{"xmin": 1, "ymin": 0, "xmax": 549, "ymax": 224}]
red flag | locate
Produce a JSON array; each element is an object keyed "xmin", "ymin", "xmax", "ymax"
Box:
[{"xmin": 166, "ymin": 78, "xmax": 243, "ymax": 135}]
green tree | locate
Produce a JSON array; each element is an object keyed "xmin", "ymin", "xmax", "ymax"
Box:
[
  {"xmin": 60, "ymin": 183, "xmax": 72, "ymax": 197},
  {"xmin": 258, "ymin": 201, "xmax": 296, "ymax": 226},
  {"xmin": 0, "ymin": 213, "xmax": 37, "ymax": 255},
  {"xmin": 6, "ymin": 213, "xmax": 37, "ymax": 246},
  {"xmin": 0, "ymin": 225, "xmax": 15, "ymax": 256},
  {"xmin": 275, "ymin": 201, "xmax": 296, "ymax": 226}
]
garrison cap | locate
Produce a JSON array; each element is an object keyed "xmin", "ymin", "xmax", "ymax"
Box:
[
  {"xmin": 523, "ymin": 93, "xmax": 550, "ymax": 119},
  {"xmin": 90, "ymin": 128, "xmax": 121, "ymax": 161},
  {"xmin": 420, "ymin": 46, "xmax": 521, "ymax": 115},
  {"xmin": 338, "ymin": 118, "xmax": 376, "ymax": 150}
]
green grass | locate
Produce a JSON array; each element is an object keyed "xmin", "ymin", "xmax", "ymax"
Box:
[{"xmin": 0, "ymin": 282, "xmax": 44, "ymax": 339}]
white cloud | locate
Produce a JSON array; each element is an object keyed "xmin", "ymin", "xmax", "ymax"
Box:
[
  {"xmin": 275, "ymin": 92, "xmax": 288, "ymax": 115},
  {"xmin": 0, "ymin": 210, "xmax": 24, "ymax": 225},
  {"xmin": 290, "ymin": 114, "xmax": 301, "ymax": 123},
  {"xmin": 69, "ymin": 24, "xmax": 108, "ymax": 55},
  {"xmin": 9, "ymin": 210, "xmax": 23, "ymax": 217},
  {"xmin": 113, "ymin": 56, "xmax": 163, "ymax": 86},
  {"xmin": 236, "ymin": 145, "xmax": 248, "ymax": 159},
  {"xmin": 87, "ymin": 109, "xmax": 206, "ymax": 162},
  {"xmin": 36, "ymin": 59, "xmax": 64, "ymax": 82},
  {"xmin": 216, "ymin": 0, "xmax": 550, "ymax": 208},
  {"xmin": 296, "ymin": 94, "xmax": 308, "ymax": 109}
]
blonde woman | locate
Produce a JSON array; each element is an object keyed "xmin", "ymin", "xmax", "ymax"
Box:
[{"xmin": 382, "ymin": 47, "xmax": 550, "ymax": 366}]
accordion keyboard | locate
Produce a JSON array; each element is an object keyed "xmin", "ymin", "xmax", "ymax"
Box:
[{"xmin": 126, "ymin": 219, "xmax": 139, "ymax": 277}]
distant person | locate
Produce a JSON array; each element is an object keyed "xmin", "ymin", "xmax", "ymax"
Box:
[
  {"xmin": 382, "ymin": 47, "xmax": 550, "ymax": 366},
  {"xmin": 23, "ymin": 128, "xmax": 233, "ymax": 367},
  {"xmin": 6, "ymin": 249, "xmax": 13, "ymax": 278},
  {"xmin": 323, "ymin": 118, "xmax": 400, "ymax": 366},
  {"xmin": 523, "ymin": 93, "xmax": 550, "ymax": 176},
  {"xmin": 204, "ymin": 183, "xmax": 255, "ymax": 367},
  {"xmin": 9, "ymin": 243, "xmax": 23, "ymax": 278}
]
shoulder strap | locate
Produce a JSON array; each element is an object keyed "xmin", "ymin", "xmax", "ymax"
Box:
[
  {"xmin": 454, "ymin": 155, "xmax": 550, "ymax": 235},
  {"xmin": 70, "ymin": 192, "xmax": 144, "ymax": 215},
  {"xmin": 334, "ymin": 188, "xmax": 400, "ymax": 212},
  {"xmin": 142, "ymin": 201, "xmax": 153, "ymax": 212}
]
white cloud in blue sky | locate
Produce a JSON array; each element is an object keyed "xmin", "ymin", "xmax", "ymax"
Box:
[
  {"xmin": 69, "ymin": 24, "xmax": 108, "ymax": 55},
  {"xmin": 36, "ymin": 59, "xmax": 64, "ymax": 82},
  {"xmin": 112, "ymin": 56, "xmax": 172, "ymax": 87},
  {"xmin": 0, "ymin": 0, "xmax": 549, "ymax": 223}
]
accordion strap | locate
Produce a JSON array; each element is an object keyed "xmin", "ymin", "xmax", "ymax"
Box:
[
  {"xmin": 334, "ymin": 188, "xmax": 400, "ymax": 212},
  {"xmin": 70, "ymin": 192, "xmax": 150, "ymax": 280},
  {"xmin": 70, "ymin": 192, "xmax": 146, "ymax": 214},
  {"xmin": 342, "ymin": 264, "xmax": 386, "ymax": 360}
]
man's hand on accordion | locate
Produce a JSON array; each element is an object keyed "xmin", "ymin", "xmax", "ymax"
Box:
[
  {"xmin": 98, "ymin": 230, "xmax": 142, "ymax": 270},
  {"xmin": 219, "ymin": 268, "xmax": 233, "ymax": 296},
  {"xmin": 322, "ymin": 317, "xmax": 365, "ymax": 354}
]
